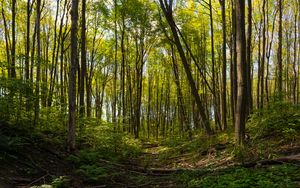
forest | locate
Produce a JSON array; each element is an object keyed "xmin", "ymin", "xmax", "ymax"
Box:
[{"xmin": 0, "ymin": 0, "xmax": 300, "ymax": 187}]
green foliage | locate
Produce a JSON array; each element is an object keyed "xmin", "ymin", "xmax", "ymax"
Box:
[
  {"xmin": 159, "ymin": 131, "xmax": 234, "ymax": 161},
  {"xmin": 231, "ymin": 145, "xmax": 247, "ymax": 161},
  {"xmin": 67, "ymin": 122, "xmax": 143, "ymax": 183},
  {"xmin": 248, "ymin": 102, "xmax": 300, "ymax": 142},
  {"xmin": 76, "ymin": 164, "xmax": 110, "ymax": 182},
  {"xmin": 67, "ymin": 149, "xmax": 122, "ymax": 182},
  {"xmin": 0, "ymin": 77, "xmax": 33, "ymax": 123},
  {"xmin": 51, "ymin": 176, "xmax": 70, "ymax": 188},
  {"xmin": 176, "ymin": 164, "xmax": 300, "ymax": 188},
  {"xmin": 79, "ymin": 122, "xmax": 142, "ymax": 159}
]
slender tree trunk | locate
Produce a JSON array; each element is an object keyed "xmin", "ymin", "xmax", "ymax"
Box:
[
  {"xmin": 260, "ymin": 0, "xmax": 266, "ymax": 108},
  {"xmin": 256, "ymin": 19, "xmax": 262, "ymax": 109},
  {"xmin": 34, "ymin": 0, "xmax": 41, "ymax": 126},
  {"xmin": 11, "ymin": 0, "xmax": 16, "ymax": 78},
  {"xmin": 68, "ymin": 0, "xmax": 79, "ymax": 152},
  {"xmin": 292, "ymin": 4, "xmax": 298, "ymax": 104},
  {"xmin": 265, "ymin": 0, "xmax": 270, "ymax": 103},
  {"xmin": 220, "ymin": 0, "xmax": 227, "ymax": 130},
  {"xmin": 159, "ymin": 0, "xmax": 212, "ymax": 135},
  {"xmin": 60, "ymin": 1, "xmax": 70, "ymax": 112},
  {"xmin": 231, "ymin": 0, "xmax": 237, "ymax": 127},
  {"xmin": 121, "ymin": 14, "xmax": 126, "ymax": 128},
  {"xmin": 266, "ymin": 8, "xmax": 278, "ymax": 104},
  {"xmin": 87, "ymin": 26, "xmax": 97, "ymax": 118},
  {"xmin": 278, "ymin": 0, "xmax": 283, "ymax": 98},
  {"xmin": 246, "ymin": 0, "xmax": 252, "ymax": 114},
  {"xmin": 31, "ymin": 24, "xmax": 37, "ymax": 81},
  {"xmin": 25, "ymin": 0, "xmax": 31, "ymax": 80},
  {"xmin": 112, "ymin": 0, "xmax": 118, "ymax": 130},
  {"xmin": 1, "ymin": 6, "xmax": 11, "ymax": 78},
  {"xmin": 79, "ymin": 0, "xmax": 86, "ymax": 116},
  {"xmin": 209, "ymin": 0, "xmax": 220, "ymax": 129},
  {"xmin": 147, "ymin": 74, "xmax": 152, "ymax": 139},
  {"xmin": 171, "ymin": 46, "xmax": 191, "ymax": 138}
]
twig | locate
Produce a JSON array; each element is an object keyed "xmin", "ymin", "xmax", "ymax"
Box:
[{"xmin": 27, "ymin": 173, "xmax": 50, "ymax": 186}]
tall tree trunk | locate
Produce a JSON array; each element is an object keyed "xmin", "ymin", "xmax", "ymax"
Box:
[
  {"xmin": 112, "ymin": 0, "xmax": 118, "ymax": 130},
  {"xmin": 220, "ymin": 0, "xmax": 227, "ymax": 130},
  {"xmin": 1, "ymin": 6, "xmax": 11, "ymax": 78},
  {"xmin": 278, "ymin": 0, "xmax": 283, "ymax": 98},
  {"xmin": 147, "ymin": 74, "xmax": 152, "ymax": 139},
  {"xmin": 235, "ymin": 0, "xmax": 247, "ymax": 145},
  {"xmin": 260, "ymin": 0, "xmax": 266, "ymax": 109},
  {"xmin": 231, "ymin": 0, "xmax": 238, "ymax": 127},
  {"xmin": 265, "ymin": 0, "xmax": 270, "ymax": 103},
  {"xmin": 292, "ymin": 3, "xmax": 298, "ymax": 104},
  {"xmin": 171, "ymin": 45, "xmax": 191, "ymax": 138},
  {"xmin": 31, "ymin": 24, "xmax": 37, "ymax": 81},
  {"xmin": 25, "ymin": 0, "xmax": 32, "ymax": 80},
  {"xmin": 266, "ymin": 8, "xmax": 278, "ymax": 104},
  {"xmin": 48, "ymin": 0, "xmax": 60, "ymax": 107},
  {"xmin": 209, "ymin": 0, "xmax": 220, "ymax": 129},
  {"xmin": 79, "ymin": 0, "xmax": 86, "ymax": 116},
  {"xmin": 246, "ymin": 0, "xmax": 252, "ymax": 114},
  {"xmin": 121, "ymin": 14, "xmax": 126, "ymax": 128},
  {"xmin": 256, "ymin": 19, "xmax": 262, "ymax": 109},
  {"xmin": 60, "ymin": 0, "xmax": 70, "ymax": 112},
  {"xmin": 68, "ymin": 0, "xmax": 79, "ymax": 152},
  {"xmin": 87, "ymin": 26, "xmax": 97, "ymax": 118},
  {"xmin": 34, "ymin": 0, "xmax": 41, "ymax": 126},
  {"xmin": 11, "ymin": 0, "xmax": 16, "ymax": 78}
]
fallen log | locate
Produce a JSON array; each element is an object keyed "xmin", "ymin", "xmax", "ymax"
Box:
[
  {"xmin": 97, "ymin": 158, "xmax": 182, "ymax": 176},
  {"xmin": 242, "ymin": 154, "xmax": 300, "ymax": 168}
]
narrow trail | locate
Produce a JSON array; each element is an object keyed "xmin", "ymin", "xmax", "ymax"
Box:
[{"xmin": 124, "ymin": 143, "xmax": 178, "ymax": 187}]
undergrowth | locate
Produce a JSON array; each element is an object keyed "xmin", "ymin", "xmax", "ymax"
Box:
[
  {"xmin": 248, "ymin": 102, "xmax": 300, "ymax": 142},
  {"xmin": 176, "ymin": 164, "xmax": 300, "ymax": 188}
]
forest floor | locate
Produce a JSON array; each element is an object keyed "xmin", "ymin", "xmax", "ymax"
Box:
[
  {"xmin": 0, "ymin": 126, "xmax": 300, "ymax": 188},
  {"xmin": 1, "ymin": 119, "xmax": 300, "ymax": 187}
]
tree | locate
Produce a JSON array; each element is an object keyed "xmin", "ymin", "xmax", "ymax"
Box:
[
  {"xmin": 159, "ymin": 0, "xmax": 212, "ymax": 135},
  {"xmin": 246, "ymin": 0, "xmax": 252, "ymax": 114},
  {"xmin": 34, "ymin": 0, "xmax": 41, "ymax": 126},
  {"xmin": 68, "ymin": 0, "xmax": 79, "ymax": 152},
  {"xmin": 219, "ymin": 0, "xmax": 227, "ymax": 130},
  {"xmin": 235, "ymin": 0, "xmax": 247, "ymax": 145},
  {"xmin": 79, "ymin": 0, "xmax": 87, "ymax": 117},
  {"xmin": 11, "ymin": 0, "xmax": 16, "ymax": 78},
  {"xmin": 277, "ymin": 0, "xmax": 283, "ymax": 98}
]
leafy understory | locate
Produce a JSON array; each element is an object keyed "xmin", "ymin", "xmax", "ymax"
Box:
[{"xmin": 1, "ymin": 102, "xmax": 300, "ymax": 187}]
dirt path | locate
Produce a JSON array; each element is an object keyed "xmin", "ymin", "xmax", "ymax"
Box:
[{"xmin": 123, "ymin": 143, "xmax": 178, "ymax": 187}]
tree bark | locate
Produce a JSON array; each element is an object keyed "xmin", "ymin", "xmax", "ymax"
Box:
[
  {"xmin": 278, "ymin": 0, "xmax": 283, "ymax": 98},
  {"xmin": 260, "ymin": 0, "xmax": 266, "ymax": 109},
  {"xmin": 220, "ymin": 0, "xmax": 227, "ymax": 130},
  {"xmin": 235, "ymin": 0, "xmax": 247, "ymax": 145},
  {"xmin": 79, "ymin": 0, "xmax": 86, "ymax": 117},
  {"xmin": 68, "ymin": 0, "xmax": 79, "ymax": 152},
  {"xmin": 246, "ymin": 0, "xmax": 252, "ymax": 114},
  {"xmin": 11, "ymin": 0, "xmax": 16, "ymax": 78},
  {"xmin": 34, "ymin": 0, "xmax": 41, "ymax": 126}
]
